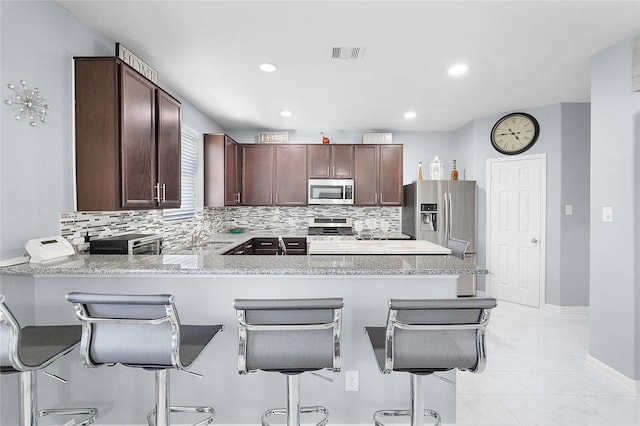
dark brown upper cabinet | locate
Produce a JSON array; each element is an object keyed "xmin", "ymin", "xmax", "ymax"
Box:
[
  {"xmin": 156, "ymin": 89, "xmax": 181, "ymax": 208},
  {"xmin": 275, "ymin": 144, "xmax": 307, "ymax": 206},
  {"xmin": 74, "ymin": 57, "xmax": 181, "ymax": 211},
  {"xmin": 241, "ymin": 144, "xmax": 307, "ymax": 206},
  {"xmin": 242, "ymin": 144, "xmax": 274, "ymax": 206},
  {"xmin": 204, "ymin": 133, "xmax": 242, "ymax": 207},
  {"xmin": 225, "ymin": 137, "xmax": 242, "ymax": 205},
  {"xmin": 354, "ymin": 144, "xmax": 403, "ymax": 206},
  {"xmin": 307, "ymin": 144, "xmax": 354, "ymax": 179}
]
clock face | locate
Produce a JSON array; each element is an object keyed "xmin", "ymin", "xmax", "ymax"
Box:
[{"xmin": 490, "ymin": 112, "xmax": 540, "ymax": 155}]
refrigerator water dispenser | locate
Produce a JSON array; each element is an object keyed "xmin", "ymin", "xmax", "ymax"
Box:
[{"xmin": 420, "ymin": 204, "xmax": 437, "ymax": 232}]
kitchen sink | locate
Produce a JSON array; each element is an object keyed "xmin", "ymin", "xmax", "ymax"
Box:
[{"xmin": 192, "ymin": 241, "xmax": 234, "ymax": 250}]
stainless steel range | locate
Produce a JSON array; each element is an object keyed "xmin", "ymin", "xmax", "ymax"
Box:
[{"xmin": 307, "ymin": 217, "xmax": 356, "ymax": 241}]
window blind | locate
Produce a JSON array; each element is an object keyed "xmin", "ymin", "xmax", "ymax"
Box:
[{"xmin": 163, "ymin": 127, "xmax": 198, "ymax": 221}]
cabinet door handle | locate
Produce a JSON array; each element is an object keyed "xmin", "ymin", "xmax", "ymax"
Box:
[
  {"xmin": 155, "ymin": 183, "xmax": 161, "ymax": 202},
  {"xmin": 155, "ymin": 183, "xmax": 167, "ymax": 203},
  {"xmin": 236, "ymin": 193, "xmax": 241, "ymax": 204}
]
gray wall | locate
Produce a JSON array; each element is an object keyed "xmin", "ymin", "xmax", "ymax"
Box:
[
  {"xmin": 0, "ymin": 0, "xmax": 593, "ymax": 309},
  {"xmin": 0, "ymin": 1, "xmax": 222, "ymax": 260},
  {"xmin": 227, "ymin": 128, "xmax": 467, "ymax": 185},
  {"xmin": 0, "ymin": 5, "xmax": 595, "ymax": 301},
  {"xmin": 5, "ymin": 1, "xmax": 631, "ymax": 418},
  {"xmin": 459, "ymin": 103, "xmax": 590, "ymax": 307},
  {"xmin": 589, "ymin": 35, "xmax": 640, "ymax": 380},
  {"xmin": 0, "ymin": 3, "xmax": 222, "ymax": 422},
  {"xmin": 560, "ymin": 103, "xmax": 591, "ymax": 306}
]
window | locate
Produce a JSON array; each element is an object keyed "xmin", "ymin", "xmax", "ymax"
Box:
[{"xmin": 163, "ymin": 126, "xmax": 198, "ymax": 221}]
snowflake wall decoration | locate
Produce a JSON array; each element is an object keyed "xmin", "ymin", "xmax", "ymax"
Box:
[{"xmin": 4, "ymin": 80, "xmax": 49, "ymax": 126}]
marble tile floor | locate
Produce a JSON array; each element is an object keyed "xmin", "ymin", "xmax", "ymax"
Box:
[{"xmin": 452, "ymin": 300, "xmax": 640, "ymax": 426}]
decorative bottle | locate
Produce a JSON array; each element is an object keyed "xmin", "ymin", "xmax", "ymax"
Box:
[
  {"xmin": 429, "ymin": 156, "xmax": 443, "ymax": 180},
  {"xmin": 451, "ymin": 160, "xmax": 459, "ymax": 180},
  {"xmin": 417, "ymin": 162, "xmax": 423, "ymax": 181},
  {"xmin": 320, "ymin": 132, "xmax": 330, "ymax": 144}
]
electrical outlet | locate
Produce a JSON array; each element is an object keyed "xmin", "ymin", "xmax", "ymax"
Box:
[
  {"xmin": 345, "ymin": 370, "xmax": 359, "ymax": 391},
  {"xmin": 602, "ymin": 206, "xmax": 613, "ymax": 222}
]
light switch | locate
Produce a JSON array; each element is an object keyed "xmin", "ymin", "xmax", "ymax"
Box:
[
  {"xmin": 565, "ymin": 205, "xmax": 573, "ymax": 216},
  {"xmin": 602, "ymin": 206, "xmax": 613, "ymax": 222}
]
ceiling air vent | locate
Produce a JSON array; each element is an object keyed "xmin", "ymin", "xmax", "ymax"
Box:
[{"xmin": 330, "ymin": 46, "xmax": 366, "ymax": 60}]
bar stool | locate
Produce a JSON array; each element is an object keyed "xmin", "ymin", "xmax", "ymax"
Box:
[
  {"xmin": 364, "ymin": 298, "xmax": 497, "ymax": 426},
  {"xmin": 234, "ymin": 298, "xmax": 343, "ymax": 426},
  {"xmin": 0, "ymin": 295, "xmax": 98, "ymax": 426},
  {"xmin": 446, "ymin": 238, "xmax": 469, "ymax": 260},
  {"xmin": 66, "ymin": 292, "xmax": 223, "ymax": 426}
]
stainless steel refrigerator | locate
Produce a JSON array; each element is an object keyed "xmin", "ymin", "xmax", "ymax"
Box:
[{"xmin": 402, "ymin": 180, "xmax": 478, "ymax": 296}]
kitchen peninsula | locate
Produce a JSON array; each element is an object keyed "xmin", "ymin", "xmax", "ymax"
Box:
[{"xmin": 0, "ymin": 245, "xmax": 486, "ymax": 425}]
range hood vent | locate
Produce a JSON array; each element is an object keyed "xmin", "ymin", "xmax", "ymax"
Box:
[{"xmin": 330, "ymin": 46, "xmax": 366, "ymax": 60}]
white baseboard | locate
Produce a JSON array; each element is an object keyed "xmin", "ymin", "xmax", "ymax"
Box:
[
  {"xmin": 586, "ymin": 354, "xmax": 640, "ymax": 394},
  {"xmin": 544, "ymin": 303, "xmax": 589, "ymax": 314}
]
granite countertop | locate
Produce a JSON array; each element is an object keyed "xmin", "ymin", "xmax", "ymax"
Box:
[
  {"xmin": 0, "ymin": 232, "xmax": 487, "ymax": 276},
  {"xmin": 0, "ymin": 252, "xmax": 486, "ymax": 276},
  {"xmin": 308, "ymin": 240, "xmax": 451, "ymax": 255}
]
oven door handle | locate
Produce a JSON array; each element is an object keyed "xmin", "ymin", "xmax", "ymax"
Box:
[{"xmin": 131, "ymin": 235, "xmax": 162, "ymax": 246}]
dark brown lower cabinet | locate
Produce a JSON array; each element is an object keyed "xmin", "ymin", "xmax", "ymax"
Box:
[
  {"xmin": 224, "ymin": 238, "xmax": 306, "ymax": 255},
  {"xmin": 283, "ymin": 237, "xmax": 307, "ymax": 255},
  {"xmin": 252, "ymin": 238, "xmax": 279, "ymax": 255}
]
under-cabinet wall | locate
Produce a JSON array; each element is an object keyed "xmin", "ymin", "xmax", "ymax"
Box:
[{"xmin": 60, "ymin": 206, "xmax": 401, "ymax": 251}]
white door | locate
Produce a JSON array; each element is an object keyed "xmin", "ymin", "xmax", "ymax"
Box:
[{"xmin": 487, "ymin": 155, "xmax": 545, "ymax": 307}]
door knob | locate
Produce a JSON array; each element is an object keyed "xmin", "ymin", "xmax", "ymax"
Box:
[{"xmin": 531, "ymin": 238, "xmax": 538, "ymax": 244}]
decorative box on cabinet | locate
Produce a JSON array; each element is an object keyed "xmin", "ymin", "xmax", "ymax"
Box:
[
  {"xmin": 74, "ymin": 57, "xmax": 181, "ymax": 211},
  {"xmin": 354, "ymin": 144, "xmax": 403, "ymax": 206}
]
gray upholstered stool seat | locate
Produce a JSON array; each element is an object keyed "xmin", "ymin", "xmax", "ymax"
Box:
[
  {"xmin": 66, "ymin": 292, "xmax": 223, "ymax": 426},
  {"xmin": 365, "ymin": 298, "xmax": 497, "ymax": 426},
  {"xmin": 0, "ymin": 295, "xmax": 98, "ymax": 426},
  {"xmin": 234, "ymin": 298, "xmax": 343, "ymax": 426}
]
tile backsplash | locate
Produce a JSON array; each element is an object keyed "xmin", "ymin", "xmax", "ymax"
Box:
[{"xmin": 61, "ymin": 206, "xmax": 401, "ymax": 251}]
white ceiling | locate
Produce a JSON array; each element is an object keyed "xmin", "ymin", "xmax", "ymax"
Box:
[{"xmin": 59, "ymin": 1, "xmax": 640, "ymax": 131}]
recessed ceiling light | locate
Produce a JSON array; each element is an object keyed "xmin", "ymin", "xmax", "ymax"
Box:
[
  {"xmin": 259, "ymin": 63, "xmax": 278, "ymax": 72},
  {"xmin": 280, "ymin": 110, "xmax": 293, "ymax": 117},
  {"xmin": 404, "ymin": 111, "xmax": 417, "ymax": 119},
  {"xmin": 449, "ymin": 63, "xmax": 469, "ymax": 76}
]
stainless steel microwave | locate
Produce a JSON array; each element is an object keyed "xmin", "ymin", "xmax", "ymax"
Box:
[{"xmin": 308, "ymin": 179, "xmax": 354, "ymax": 205}]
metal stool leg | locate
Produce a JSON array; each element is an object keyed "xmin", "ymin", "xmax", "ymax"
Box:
[
  {"xmin": 19, "ymin": 371, "xmax": 36, "ymax": 426},
  {"xmin": 18, "ymin": 370, "xmax": 98, "ymax": 426},
  {"xmin": 147, "ymin": 369, "xmax": 215, "ymax": 426},
  {"xmin": 261, "ymin": 375, "xmax": 329, "ymax": 426},
  {"xmin": 373, "ymin": 374, "xmax": 441, "ymax": 426}
]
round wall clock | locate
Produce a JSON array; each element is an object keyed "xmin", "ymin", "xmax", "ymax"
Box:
[{"xmin": 490, "ymin": 112, "xmax": 540, "ymax": 155}]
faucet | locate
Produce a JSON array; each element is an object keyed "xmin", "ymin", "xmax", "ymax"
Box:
[
  {"xmin": 191, "ymin": 229, "xmax": 207, "ymax": 246},
  {"xmin": 278, "ymin": 236, "xmax": 287, "ymax": 255}
]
